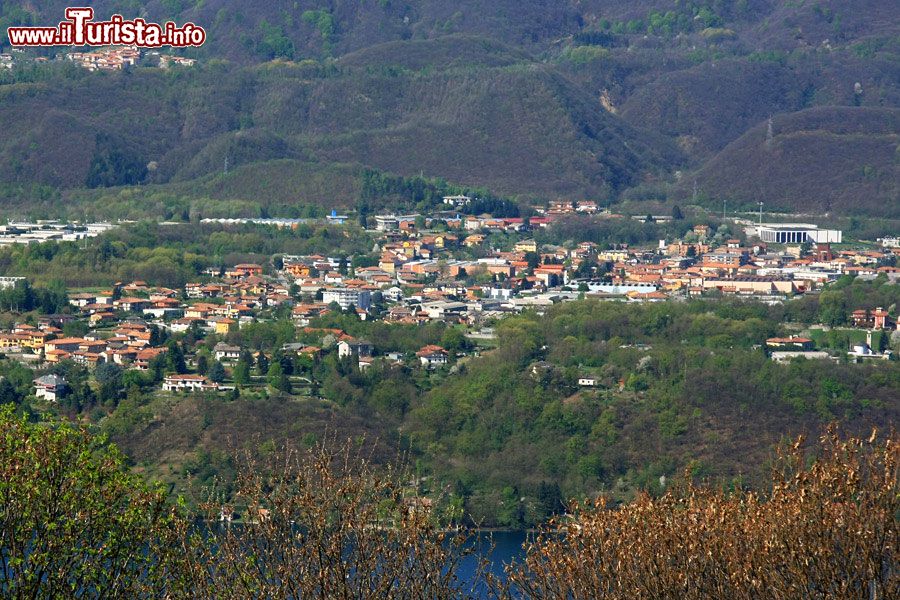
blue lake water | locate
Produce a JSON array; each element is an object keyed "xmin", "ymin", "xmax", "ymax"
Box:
[
  {"xmin": 199, "ymin": 523, "xmax": 530, "ymax": 597},
  {"xmin": 458, "ymin": 530, "xmax": 530, "ymax": 597}
]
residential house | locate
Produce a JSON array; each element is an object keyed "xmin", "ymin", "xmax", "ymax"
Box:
[
  {"xmin": 417, "ymin": 345, "xmax": 449, "ymax": 368},
  {"xmin": 105, "ymin": 348, "xmax": 138, "ymax": 366},
  {"xmin": 230, "ymin": 264, "xmax": 263, "ymax": 278},
  {"xmin": 0, "ymin": 333, "xmax": 29, "ymax": 351},
  {"xmin": 292, "ymin": 303, "xmax": 330, "ymax": 326},
  {"xmin": 766, "ymin": 336, "xmax": 814, "ymax": 351},
  {"xmin": 375, "ymin": 215, "xmax": 400, "ymax": 232},
  {"xmin": 134, "ymin": 347, "xmax": 166, "ymax": 370},
  {"xmin": 162, "ymin": 374, "xmax": 218, "ymax": 392},
  {"xmin": 170, "ymin": 318, "xmax": 205, "ymax": 332},
  {"xmin": 207, "ymin": 317, "xmax": 236, "ymax": 335},
  {"xmin": 534, "ymin": 264, "xmax": 565, "ymax": 287},
  {"xmin": 214, "ymin": 342, "xmax": 242, "ymax": 362},
  {"xmin": 185, "ymin": 303, "xmax": 218, "ymax": 319},
  {"xmin": 851, "ymin": 308, "xmax": 894, "ymax": 330},
  {"xmin": 337, "ymin": 339, "xmax": 373, "ymax": 359},
  {"xmin": 69, "ymin": 293, "xmax": 98, "ymax": 308},
  {"xmin": 34, "ymin": 374, "xmax": 67, "ymax": 401},
  {"xmin": 45, "ymin": 337, "xmax": 86, "ymax": 354},
  {"xmin": 115, "ymin": 297, "xmax": 151, "ymax": 312},
  {"xmin": 514, "ymin": 239, "xmax": 538, "ymax": 254},
  {"xmin": 463, "ymin": 234, "xmax": 485, "ymax": 248},
  {"xmin": 285, "ymin": 262, "xmax": 312, "ymax": 278}
]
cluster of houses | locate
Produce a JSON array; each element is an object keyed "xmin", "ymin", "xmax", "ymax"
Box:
[
  {"xmin": 66, "ymin": 45, "xmax": 141, "ymax": 71},
  {"xmin": 282, "ymin": 216, "xmax": 898, "ymax": 332},
  {"xmin": 765, "ymin": 329, "xmax": 895, "ymax": 364},
  {"xmin": 0, "ymin": 318, "xmax": 166, "ymax": 368},
  {"xmin": 546, "ymin": 200, "xmax": 602, "ymax": 215},
  {"xmin": 373, "ymin": 214, "xmax": 546, "ymax": 234},
  {"xmin": 297, "ymin": 334, "xmax": 451, "ymax": 370},
  {"xmin": 157, "ymin": 54, "xmax": 197, "ymax": 68},
  {"xmin": 10, "ymin": 260, "xmax": 465, "ymax": 401},
  {"xmin": 28, "ymin": 214, "xmax": 890, "ymax": 354},
  {"xmin": 652, "ymin": 235, "xmax": 899, "ymax": 299},
  {"xmin": 0, "ymin": 45, "xmax": 197, "ymax": 72},
  {"xmin": 65, "ymin": 46, "xmax": 197, "ymax": 71},
  {"xmin": 4, "ymin": 206, "xmax": 897, "ymax": 401}
]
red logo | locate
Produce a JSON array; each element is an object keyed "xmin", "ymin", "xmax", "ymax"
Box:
[{"xmin": 7, "ymin": 7, "xmax": 206, "ymax": 48}]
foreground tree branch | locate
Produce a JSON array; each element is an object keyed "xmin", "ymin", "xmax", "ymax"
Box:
[{"xmin": 176, "ymin": 440, "xmax": 484, "ymax": 599}]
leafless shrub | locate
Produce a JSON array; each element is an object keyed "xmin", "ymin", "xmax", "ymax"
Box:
[
  {"xmin": 499, "ymin": 426, "xmax": 898, "ymax": 599},
  {"xmin": 175, "ymin": 440, "xmax": 484, "ymax": 599}
]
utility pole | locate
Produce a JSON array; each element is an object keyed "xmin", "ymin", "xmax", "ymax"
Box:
[
  {"xmin": 758, "ymin": 201, "xmax": 764, "ymax": 227},
  {"xmin": 722, "ymin": 199, "xmax": 726, "ymax": 220}
]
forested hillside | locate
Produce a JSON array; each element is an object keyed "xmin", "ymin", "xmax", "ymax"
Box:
[
  {"xmin": 0, "ymin": 0, "xmax": 897, "ymax": 215},
  {"xmin": 400, "ymin": 296, "xmax": 900, "ymax": 524},
  {"xmin": 688, "ymin": 107, "xmax": 900, "ymax": 216},
  {"xmin": 94, "ymin": 291, "xmax": 899, "ymax": 527}
]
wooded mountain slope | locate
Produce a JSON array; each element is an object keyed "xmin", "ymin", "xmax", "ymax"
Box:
[{"xmin": 0, "ymin": 1, "xmax": 897, "ymax": 214}]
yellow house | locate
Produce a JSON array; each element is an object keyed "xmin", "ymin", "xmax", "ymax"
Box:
[
  {"xmin": 598, "ymin": 250, "xmax": 630, "ymax": 262},
  {"xmin": 241, "ymin": 283, "xmax": 266, "ymax": 296},
  {"xmin": 21, "ymin": 331, "xmax": 48, "ymax": 350},
  {"xmin": 209, "ymin": 318, "xmax": 235, "ymax": 334},
  {"xmin": 514, "ymin": 239, "xmax": 538, "ymax": 253},
  {"xmin": 0, "ymin": 333, "xmax": 28, "ymax": 349},
  {"xmin": 285, "ymin": 263, "xmax": 311, "ymax": 277},
  {"xmin": 185, "ymin": 303, "xmax": 218, "ymax": 319},
  {"xmin": 464, "ymin": 235, "xmax": 486, "ymax": 248},
  {"xmin": 379, "ymin": 254, "xmax": 403, "ymax": 273}
]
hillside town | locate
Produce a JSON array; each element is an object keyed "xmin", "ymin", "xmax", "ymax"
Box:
[
  {"xmin": 0, "ymin": 45, "xmax": 196, "ymax": 71},
  {"xmin": 0, "ymin": 200, "xmax": 896, "ymax": 402}
]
